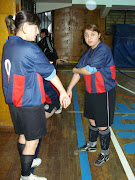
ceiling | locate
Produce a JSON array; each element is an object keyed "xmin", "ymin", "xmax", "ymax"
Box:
[
  {"xmin": 35, "ymin": 0, "xmax": 135, "ymax": 16},
  {"xmin": 35, "ymin": 0, "xmax": 72, "ymax": 2}
]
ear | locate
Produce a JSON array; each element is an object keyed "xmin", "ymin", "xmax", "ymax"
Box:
[
  {"xmin": 98, "ymin": 33, "xmax": 101, "ymax": 39},
  {"xmin": 22, "ymin": 23, "xmax": 28, "ymax": 34}
]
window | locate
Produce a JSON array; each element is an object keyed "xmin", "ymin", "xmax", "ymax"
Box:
[
  {"xmin": 105, "ymin": 10, "xmax": 135, "ymax": 35},
  {"xmin": 37, "ymin": 11, "xmax": 54, "ymax": 43},
  {"xmin": 21, "ymin": 0, "xmax": 35, "ymax": 13}
]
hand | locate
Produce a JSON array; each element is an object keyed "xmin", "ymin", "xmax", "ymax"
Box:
[
  {"xmin": 56, "ymin": 59, "xmax": 62, "ymax": 65},
  {"xmin": 67, "ymin": 87, "xmax": 72, "ymax": 100},
  {"xmin": 59, "ymin": 91, "xmax": 71, "ymax": 109},
  {"xmin": 72, "ymin": 68, "xmax": 77, "ymax": 74}
]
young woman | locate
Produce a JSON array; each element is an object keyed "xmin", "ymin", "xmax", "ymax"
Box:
[
  {"xmin": 2, "ymin": 10, "xmax": 70, "ymax": 180},
  {"xmin": 67, "ymin": 24, "xmax": 117, "ymax": 166}
]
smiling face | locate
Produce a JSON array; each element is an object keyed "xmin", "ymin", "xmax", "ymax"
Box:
[{"xmin": 84, "ymin": 29, "xmax": 101, "ymax": 49}]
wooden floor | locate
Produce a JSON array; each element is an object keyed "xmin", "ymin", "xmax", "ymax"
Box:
[{"xmin": 0, "ymin": 66, "xmax": 135, "ymax": 180}]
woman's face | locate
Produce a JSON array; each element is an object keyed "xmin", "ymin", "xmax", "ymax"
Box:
[
  {"xmin": 84, "ymin": 29, "xmax": 101, "ymax": 49},
  {"xmin": 25, "ymin": 24, "xmax": 39, "ymax": 42}
]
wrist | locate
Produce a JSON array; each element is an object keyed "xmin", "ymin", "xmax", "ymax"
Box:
[
  {"xmin": 72, "ymin": 67, "xmax": 77, "ymax": 73},
  {"xmin": 67, "ymin": 86, "xmax": 72, "ymax": 91}
]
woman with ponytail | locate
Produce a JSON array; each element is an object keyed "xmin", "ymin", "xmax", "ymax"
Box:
[{"xmin": 2, "ymin": 10, "xmax": 70, "ymax": 180}]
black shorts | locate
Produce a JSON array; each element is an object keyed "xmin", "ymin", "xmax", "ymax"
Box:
[
  {"xmin": 84, "ymin": 88, "xmax": 116, "ymax": 127},
  {"xmin": 9, "ymin": 104, "xmax": 47, "ymax": 141},
  {"xmin": 44, "ymin": 102, "xmax": 60, "ymax": 113}
]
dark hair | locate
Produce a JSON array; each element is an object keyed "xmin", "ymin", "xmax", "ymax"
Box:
[
  {"xmin": 5, "ymin": 10, "xmax": 41, "ymax": 35},
  {"xmin": 5, "ymin": 15, "xmax": 16, "ymax": 35},
  {"xmin": 83, "ymin": 24, "xmax": 104, "ymax": 41},
  {"xmin": 41, "ymin": 28, "xmax": 48, "ymax": 36}
]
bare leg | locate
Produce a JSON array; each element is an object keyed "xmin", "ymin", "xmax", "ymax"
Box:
[
  {"xmin": 89, "ymin": 119, "xmax": 96, "ymax": 126},
  {"xmin": 45, "ymin": 108, "xmax": 55, "ymax": 119},
  {"xmin": 18, "ymin": 134, "xmax": 26, "ymax": 144},
  {"xmin": 23, "ymin": 139, "xmax": 39, "ymax": 155}
]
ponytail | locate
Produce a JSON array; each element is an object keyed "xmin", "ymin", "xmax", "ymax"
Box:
[
  {"xmin": 5, "ymin": 10, "xmax": 41, "ymax": 35},
  {"xmin": 5, "ymin": 15, "xmax": 16, "ymax": 35}
]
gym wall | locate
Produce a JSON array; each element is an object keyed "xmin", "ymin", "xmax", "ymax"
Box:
[{"xmin": 54, "ymin": 7, "xmax": 112, "ymax": 63}]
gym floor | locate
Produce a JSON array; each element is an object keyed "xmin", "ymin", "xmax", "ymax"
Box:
[{"xmin": 0, "ymin": 65, "xmax": 135, "ymax": 180}]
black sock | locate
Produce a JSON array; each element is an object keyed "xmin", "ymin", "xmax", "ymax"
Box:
[
  {"xmin": 21, "ymin": 155, "xmax": 35, "ymax": 176},
  {"xmin": 99, "ymin": 128, "xmax": 110, "ymax": 155},
  {"xmin": 89, "ymin": 124, "xmax": 99, "ymax": 142},
  {"xmin": 17, "ymin": 142, "xmax": 25, "ymax": 157}
]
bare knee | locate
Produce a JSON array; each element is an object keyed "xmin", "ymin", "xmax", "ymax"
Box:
[
  {"xmin": 23, "ymin": 139, "xmax": 39, "ymax": 155},
  {"xmin": 45, "ymin": 108, "xmax": 55, "ymax": 119},
  {"xmin": 26, "ymin": 139, "xmax": 39, "ymax": 149},
  {"xmin": 98, "ymin": 127, "xmax": 108, "ymax": 131},
  {"xmin": 89, "ymin": 119, "xmax": 96, "ymax": 126}
]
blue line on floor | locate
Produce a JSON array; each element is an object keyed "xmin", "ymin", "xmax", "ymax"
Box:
[
  {"xmin": 72, "ymin": 85, "xmax": 92, "ymax": 180},
  {"xmin": 117, "ymin": 132, "xmax": 135, "ymax": 138},
  {"xmin": 113, "ymin": 115, "xmax": 135, "ymax": 129},
  {"xmin": 115, "ymin": 103, "xmax": 135, "ymax": 114},
  {"xmin": 123, "ymin": 142, "xmax": 135, "ymax": 154}
]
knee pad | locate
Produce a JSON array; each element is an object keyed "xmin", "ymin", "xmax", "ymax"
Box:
[
  {"xmin": 99, "ymin": 128, "xmax": 110, "ymax": 150},
  {"xmin": 89, "ymin": 124, "xmax": 99, "ymax": 142}
]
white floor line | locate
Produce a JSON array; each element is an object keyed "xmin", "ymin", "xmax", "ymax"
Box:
[
  {"xmin": 118, "ymin": 84, "xmax": 135, "ymax": 95},
  {"xmin": 116, "ymin": 70, "xmax": 135, "ymax": 73},
  {"xmin": 110, "ymin": 127, "xmax": 135, "ymax": 180},
  {"xmin": 67, "ymin": 114, "xmax": 135, "ymax": 179},
  {"xmin": 67, "ymin": 111, "xmax": 84, "ymax": 113},
  {"xmin": 67, "ymin": 111, "xmax": 135, "ymax": 115}
]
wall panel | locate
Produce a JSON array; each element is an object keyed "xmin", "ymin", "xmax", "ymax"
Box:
[
  {"xmin": 0, "ymin": 0, "xmax": 16, "ymax": 14},
  {"xmin": 54, "ymin": 7, "xmax": 113, "ymax": 62}
]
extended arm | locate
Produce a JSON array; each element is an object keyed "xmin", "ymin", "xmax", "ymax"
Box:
[
  {"xmin": 50, "ymin": 75, "xmax": 71, "ymax": 109},
  {"xmin": 72, "ymin": 67, "xmax": 91, "ymax": 75},
  {"xmin": 67, "ymin": 73, "xmax": 80, "ymax": 99}
]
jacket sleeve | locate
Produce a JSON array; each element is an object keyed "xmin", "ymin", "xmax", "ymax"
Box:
[
  {"xmin": 76, "ymin": 48, "xmax": 90, "ymax": 68},
  {"xmin": 25, "ymin": 44, "xmax": 56, "ymax": 80}
]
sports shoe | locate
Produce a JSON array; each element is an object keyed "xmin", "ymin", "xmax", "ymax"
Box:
[
  {"xmin": 20, "ymin": 173, "xmax": 47, "ymax": 180},
  {"xmin": 55, "ymin": 104, "xmax": 62, "ymax": 114},
  {"xmin": 78, "ymin": 143, "xmax": 97, "ymax": 152},
  {"xmin": 94, "ymin": 153, "xmax": 109, "ymax": 166},
  {"xmin": 31, "ymin": 158, "xmax": 42, "ymax": 168},
  {"xmin": 74, "ymin": 143, "xmax": 97, "ymax": 155}
]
